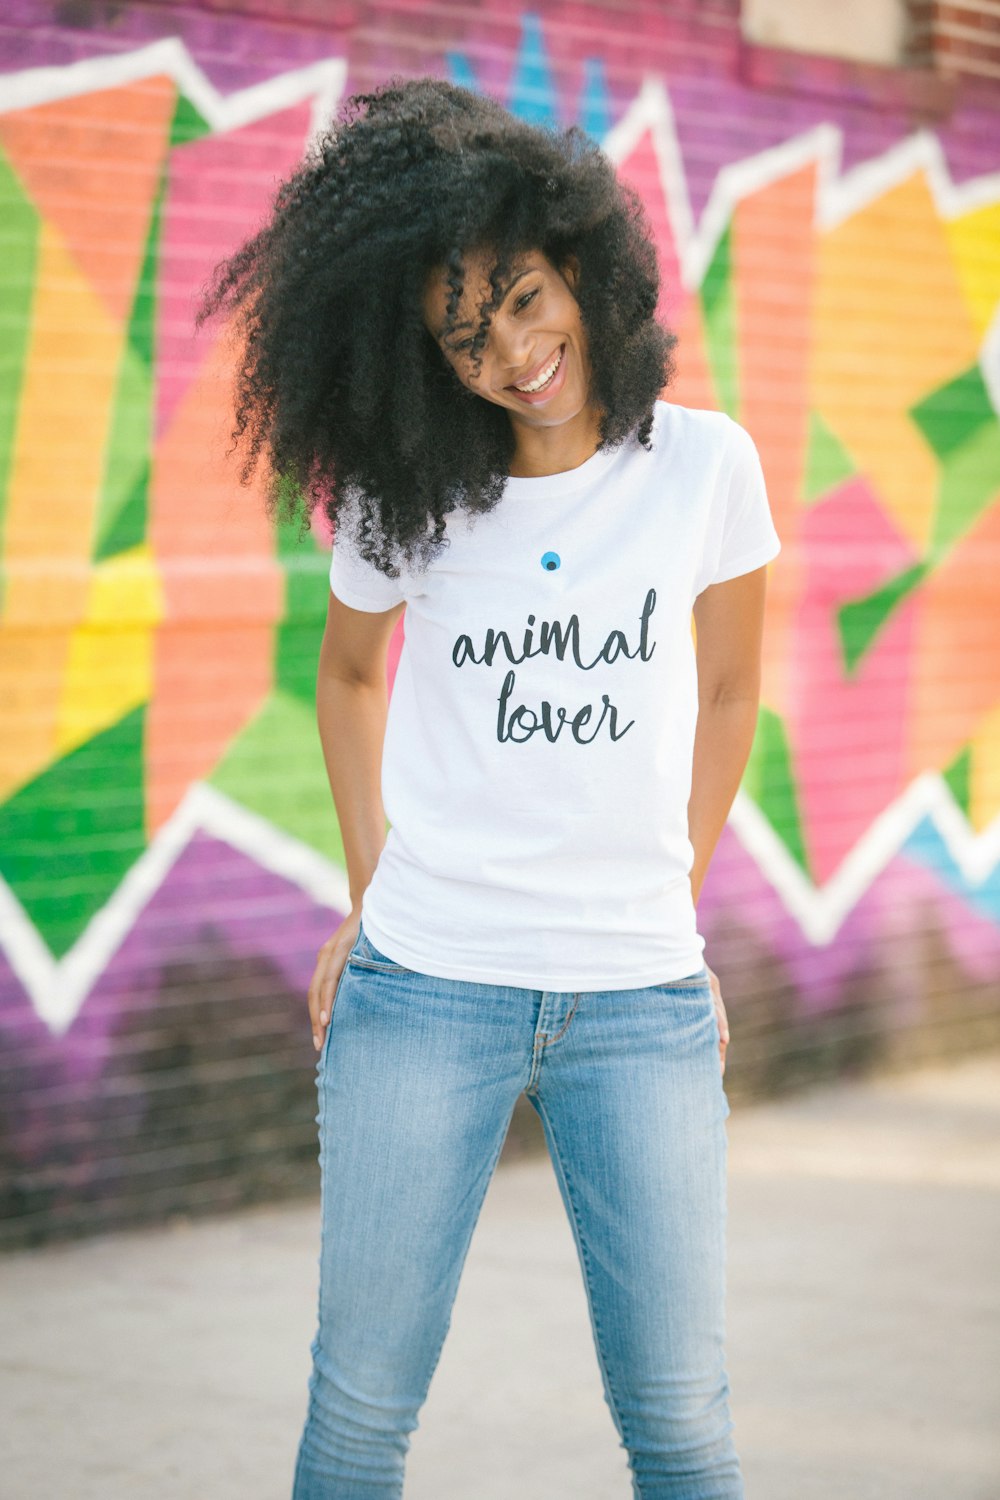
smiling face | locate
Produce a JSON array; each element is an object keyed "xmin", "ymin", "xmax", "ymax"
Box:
[{"xmin": 421, "ymin": 246, "xmax": 598, "ymax": 433}]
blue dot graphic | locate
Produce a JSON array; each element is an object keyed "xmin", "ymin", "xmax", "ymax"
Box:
[{"xmin": 541, "ymin": 551, "xmax": 561, "ymax": 572}]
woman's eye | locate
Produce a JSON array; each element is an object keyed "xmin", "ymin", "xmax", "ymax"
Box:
[{"xmin": 515, "ymin": 289, "xmax": 538, "ymax": 312}]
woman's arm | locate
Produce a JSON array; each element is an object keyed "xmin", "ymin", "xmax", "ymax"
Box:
[
  {"xmin": 688, "ymin": 565, "xmax": 771, "ymax": 907},
  {"xmin": 308, "ymin": 590, "xmax": 406, "ymax": 1049}
]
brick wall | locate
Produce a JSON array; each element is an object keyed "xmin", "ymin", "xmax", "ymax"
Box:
[
  {"xmin": 906, "ymin": 1, "xmax": 1000, "ymax": 78},
  {"xmin": 1, "ymin": 0, "xmax": 999, "ymax": 1248}
]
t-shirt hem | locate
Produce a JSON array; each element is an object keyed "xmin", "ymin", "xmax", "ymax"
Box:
[
  {"xmin": 709, "ymin": 537, "xmax": 781, "ymax": 586},
  {"xmin": 360, "ymin": 911, "xmax": 707, "ymax": 993},
  {"xmin": 329, "ymin": 579, "xmax": 405, "ymax": 612}
]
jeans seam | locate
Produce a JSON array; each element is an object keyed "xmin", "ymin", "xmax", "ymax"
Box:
[
  {"xmin": 532, "ymin": 1091, "xmax": 633, "ymax": 1457},
  {"xmin": 539, "ymin": 991, "xmax": 580, "ymax": 1046}
]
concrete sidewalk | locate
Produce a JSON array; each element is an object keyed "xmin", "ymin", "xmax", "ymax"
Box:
[{"xmin": 3, "ymin": 1052, "xmax": 999, "ymax": 1500}]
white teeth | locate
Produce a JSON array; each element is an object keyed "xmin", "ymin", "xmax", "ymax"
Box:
[{"xmin": 514, "ymin": 346, "xmax": 562, "ymax": 393}]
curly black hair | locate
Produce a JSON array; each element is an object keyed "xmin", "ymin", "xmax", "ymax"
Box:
[{"xmin": 195, "ymin": 75, "xmax": 677, "ymax": 580}]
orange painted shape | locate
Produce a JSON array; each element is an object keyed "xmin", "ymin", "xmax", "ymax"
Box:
[
  {"xmin": 3, "ymin": 221, "xmax": 123, "ymax": 629},
  {"xmin": 145, "ymin": 624, "xmax": 273, "ymax": 837},
  {"xmin": 909, "ymin": 489, "xmax": 1000, "ymax": 783},
  {"xmin": 0, "ymin": 76, "xmax": 177, "ymax": 327},
  {"xmin": 732, "ymin": 162, "xmax": 817, "ymax": 719},
  {"xmin": 147, "ymin": 327, "xmax": 283, "ymax": 833},
  {"xmin": 667, "ymin": 291, "xmax": 717, "ymax": 410}
]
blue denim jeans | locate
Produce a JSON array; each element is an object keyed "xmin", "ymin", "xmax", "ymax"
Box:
[{"xmin": 292, "ymin": 921, "xmax": 744, "ymax": 1500}]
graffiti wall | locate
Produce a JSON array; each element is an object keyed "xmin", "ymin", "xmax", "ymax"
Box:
[{"xmin": 1, "ymin": 0, "xmax": 998, "ymax": 1247}]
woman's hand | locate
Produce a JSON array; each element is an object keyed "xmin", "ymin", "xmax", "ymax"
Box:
[
  {"xmin": 706, "ymin": 964, "xmax": 729, "ymax": 1076},
  {"xmin": 308, "ymin": 908, "xmax": 362, "ymax": 1052}
]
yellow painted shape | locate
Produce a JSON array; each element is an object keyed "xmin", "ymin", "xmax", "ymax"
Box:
[
  {"xmin": 0, "ymin": 218, "xmax": 134, "ymax": 793},
  {"xmin": 55, "ymin": 545, "xmax": 165, "ymax": 758},
  {"xmin": 2, "ymin": 219, "xmax": 125, "ymax": 628},
  {"xmin": 944, "ymin": 202, "xmax": 1000, "ymax": 338},
  {"xmin": 810, "ymin": 171, "xmax": 979, "ymax": 553},
  {"xmin": 969, "ymin": 700, "xmax": 1000, "ymax": 833}
]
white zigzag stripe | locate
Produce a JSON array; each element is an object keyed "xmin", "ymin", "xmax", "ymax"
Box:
[
  {"xmin": 0, "ymin": 777, "xmax": 996, "ymax": 1037},
  {"xmin": 0, "ymin": 784, "xmax": 351, "ymax": 1037},
  {"xmin": 0, "ymin": 34, "xmax": 346, "ymax": 150},
  {"xmin": 602, "ymin": 75, "xmax": 1000, "ymax": 414}
]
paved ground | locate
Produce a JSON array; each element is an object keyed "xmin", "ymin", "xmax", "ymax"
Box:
[{"xmin": 3, "ymin": 1052, "xmax": 999, "ymax": 1500}]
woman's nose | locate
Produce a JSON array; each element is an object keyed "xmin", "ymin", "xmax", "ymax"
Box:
[{"xmin": 498, "ymin": 337, "xmax": 539, "ymax": 381}]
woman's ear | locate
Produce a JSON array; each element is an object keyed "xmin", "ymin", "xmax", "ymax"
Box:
[{"xmin": 560, "ymin": 253, "xmax": 581, "ymax": 292}]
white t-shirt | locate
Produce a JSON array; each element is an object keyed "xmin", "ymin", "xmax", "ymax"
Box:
[{"xmin": 328, "ymin": 398, "xmax": 781, "ymax": 991}]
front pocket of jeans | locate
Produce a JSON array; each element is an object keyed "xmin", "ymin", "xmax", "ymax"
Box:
[
  {"xmin": 347, "ymin": 955, "xmax": 412, "ymax": 975},
  {"xmin": 656, "ymin": 967, "xmax": 710, "ymax": 991},
  {"xmin": 346, "ymin": 926, "xmax": 413, "ymax": 975}
]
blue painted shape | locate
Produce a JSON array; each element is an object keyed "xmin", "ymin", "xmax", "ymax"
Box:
[
  {"xmin": 541, "ymin": 551, "xmax": 561, "ymax": 571},
  {"xmin": 446, "ymin": 51, "xmax": 479, "ymax": 91},
  {"xmin": 902, "ymin": 811, "xmax": 1000, "ymax": 924},
  {"xmin": 509, "ymin": 14, "xmax": 557, "ymax": 128},
  {"xmin": 579, "ymin": 57, "xmax": 611, "ymax": 141}
]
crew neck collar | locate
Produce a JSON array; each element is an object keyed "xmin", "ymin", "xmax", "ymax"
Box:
[{"xmin": 502, "ymin": 426, "xmax": 639, "ymax": 499}]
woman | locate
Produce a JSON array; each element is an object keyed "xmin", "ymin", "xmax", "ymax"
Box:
[{"xmin": 198, "ymin": 75, "xmax": 780, "ymax": 1500}]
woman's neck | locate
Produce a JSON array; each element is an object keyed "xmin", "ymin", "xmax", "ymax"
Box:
[{"xmin": 507, "ymin": 405, "xmax": 605, "ymax": 479}]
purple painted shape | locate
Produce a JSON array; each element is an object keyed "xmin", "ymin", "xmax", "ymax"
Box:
[
  {"xmin": 0, "ymin": 830, "xmax": 344, "ymax": 1088},
  {"xmin": 1, "ymin": 828, "xmax": 998, "ymax": 1047},
  {"xmin": 3, "ymin": 3, "xmax": 997, "ymax": 230},
  {"xmin": 697, "ymin": 824, "xmax": 1000, "ymax": 1016}
]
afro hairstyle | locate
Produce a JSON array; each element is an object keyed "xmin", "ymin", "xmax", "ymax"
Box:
[{"xmin": 195, "ymin": 74, "xmax": 678, "ymax": 581}]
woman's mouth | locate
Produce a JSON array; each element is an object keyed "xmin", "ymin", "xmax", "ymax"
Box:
[{"xmin": 506, "ymin": 343, "xmax": 567, "ymax": 404}]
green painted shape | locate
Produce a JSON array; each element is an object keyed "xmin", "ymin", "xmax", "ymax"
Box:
[
  {"xmin": 0, "ymin": 145, "xmax": 41, "ymax": 614},
  {"xmin": 126, "ymin": 163, "xmax": 163, "ymax": 370},
  {"xmin": 169, "ymin": 93, "xmax": 213, "ymax": 149},
  {"xmin": 93, "ymin": 344, "xmax": 152, "ymax": 561},
  {"xmin": 928, "ymin": 415, "xmax": 1000, "ymax": 563},
  {"xmin": 275, "ymin": 510, "xmax": 330, "ymax": 704},
  {"xmin": 910, "ymin": 364, "xmax": 994, "ymax": 461},
  {"xmin": 276, "ymin": 562, "xmax": 330, "ymax": 703},
  {"xmin": 700, "ymin": 225, "xmax": 739, "ymax": 419},
  {"xmin": 97, "ymin": 460, "xmax": 150, "ymax": 562},
  {"xmin": 0, "ymin": 706, "xmax": 146, "ymax": 960},
  {"xmin": 802, "ymin": 410, "xmax": 856, "ymax": 503},
  {"xmin": 942, "ymin": 743, "xmax": 971, "ymax": 819},
  {"xmin": 837, "ymin": 560, "xmax": 928, "ymax": 676},
  {"xmin": 209, "ymin": 688, "xmax": 348, "ymax": 861},
  {"xmin": 741, "ymin": 704, "xmax": 810, "ymax": 877},
  {"xmin": 93, "ymin": 166, "xmax": 165, "ymax": 561}
]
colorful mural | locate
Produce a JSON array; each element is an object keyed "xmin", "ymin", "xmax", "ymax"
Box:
[{"xmin": 1, "ymin": 2, "xmax": 999, "ymax": 1244}]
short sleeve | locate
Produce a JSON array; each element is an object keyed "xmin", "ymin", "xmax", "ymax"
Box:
[
  {"xmin": 329, "ymin": 512, "xmax": 407, "ymax": 613},
  {"xmin": 706, "ymin": 418, "xmax": 782, "ymax": 587}
]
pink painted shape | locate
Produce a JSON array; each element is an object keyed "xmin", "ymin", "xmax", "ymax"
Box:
[
  {"xmin": 156, "ymin": 103, "xmax": 313, "ymax": 443},
  {"xmin": 790, "ymin": 475, "xmax": 920, "ymax": 885},
  {"xmin": 616, "ymin": 126, "xmax": 684, "ymax": 329}
]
